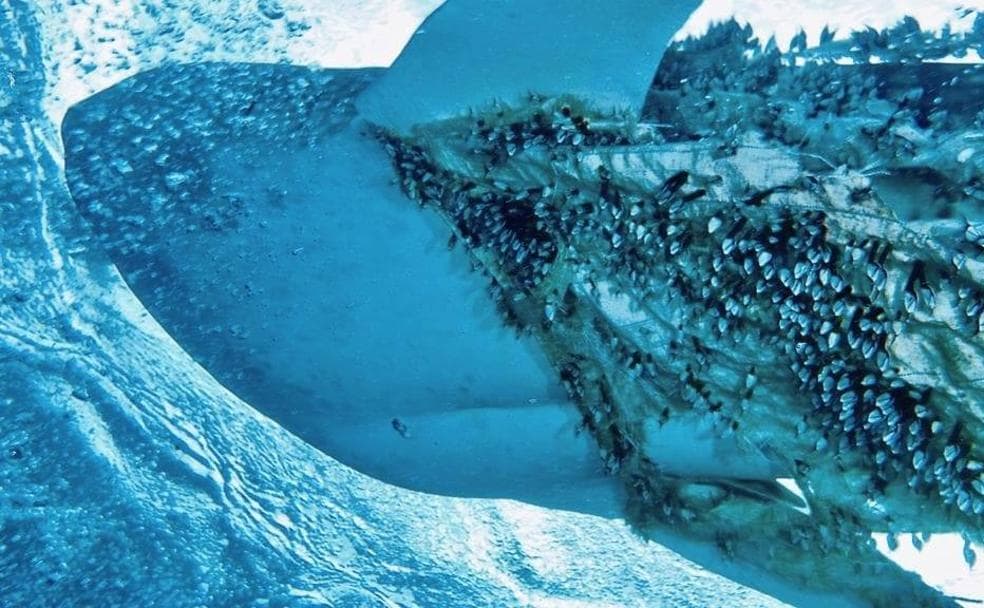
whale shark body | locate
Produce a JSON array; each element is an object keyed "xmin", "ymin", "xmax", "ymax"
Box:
[{"xmin": 64, "ymin": 3, "xmax": 984, "ymax": 606}]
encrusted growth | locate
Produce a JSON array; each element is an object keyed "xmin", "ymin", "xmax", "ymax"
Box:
[{"xmin": 377, "ymin": 17, "xmax": 983, "ymax": 607}]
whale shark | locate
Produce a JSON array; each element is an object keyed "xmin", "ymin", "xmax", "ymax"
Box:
[{"xmin": 62, "ymin": 2, "xmax": 984, "ymax": 606}]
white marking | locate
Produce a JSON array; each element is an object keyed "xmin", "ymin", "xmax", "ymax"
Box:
[{"xmin": 775, "ymin": 477, "xmax": 811, "ymax": 515}]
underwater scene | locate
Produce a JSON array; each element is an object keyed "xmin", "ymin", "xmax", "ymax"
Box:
[{"xmin": 1, "ymin": 0, "xmax": 983, "ymax": 606}]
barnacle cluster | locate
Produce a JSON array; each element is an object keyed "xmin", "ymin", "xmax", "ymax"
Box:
[
  {"xmin": 378, "ymin": 17, "xmax": 983, "ymax": 606},
  {"xmin": 648, "ymin": 17, "xmax": 984, "ymax": 210}
]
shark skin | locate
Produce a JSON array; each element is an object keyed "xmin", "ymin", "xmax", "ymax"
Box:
[{"xmin": 356, "ymin": 0, "xmax": 702, "ymax": 134}]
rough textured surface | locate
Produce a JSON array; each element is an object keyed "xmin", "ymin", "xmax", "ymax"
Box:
[{"xmin": 379, "ymin": 18, "xmax": 984, "ymax": 606}]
